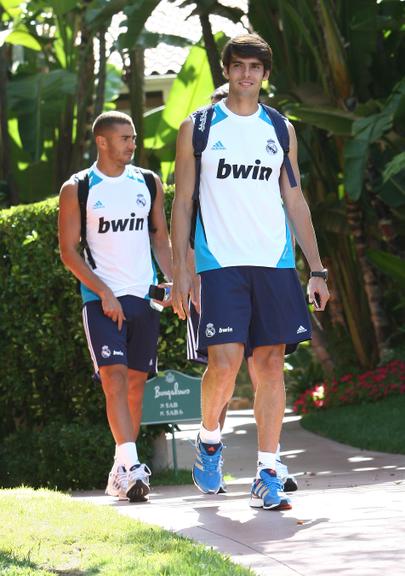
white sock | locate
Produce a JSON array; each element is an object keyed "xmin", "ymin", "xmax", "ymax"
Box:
[
  {"xmin": 257, "ymin": 451, "xmax": 277, "ymax": 475},
  {"xmin": 276, "ymin": 443, "xmax": 281, "ymax": 461},
  {"xmin": 116, "ymin": 442, "xmax": 139, "ymax": 471},
  {"xmin": 199, "ymin": 423, "xmax": 221, "ymax": 444}
]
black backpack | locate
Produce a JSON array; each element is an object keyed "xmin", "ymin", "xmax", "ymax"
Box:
[
  {"xmin": 76, "ymin": 167, "xmax": 157, "ymax": 270},
  {"xmin": 190, "ymin": 103, "xmax": 298, "ymax": 248}
]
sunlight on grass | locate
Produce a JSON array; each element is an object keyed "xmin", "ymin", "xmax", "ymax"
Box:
[
  {"xmin": 301, "ymin": 395, "xmax": 405, "ymax": 454},
  {"xmin": 0, "ymin": 488, "xmax": 254, "ymax": 576}
]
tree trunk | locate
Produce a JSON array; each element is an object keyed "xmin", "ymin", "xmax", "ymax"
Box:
[
  {"xmin": 310, "ymin": 315, "xmax": 335, "ymax": 374},
  {"xmin": 199, "ymin": 13, "xmax": 224, "ymax": 88},
  {"xmin": 0, "ymin": 27, "xmax": 19, "ymax": 205},
  {"xmin": 129, "ymin": 46, "xmax": 146, "ymax": 166},
  {"xmin": 345, "ymin": 199, "xmax": 390, "ymax": 360},
  {"xmin": 70, "ymin": 15, "xmax": 95, "ymax": 173},
  {"xmin": 90, "ymin": 27, "xmax": 107, "ymax": 164}
]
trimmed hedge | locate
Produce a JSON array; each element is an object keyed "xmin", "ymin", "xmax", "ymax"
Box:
[
  {"xmin": 0, "ymin": 421, "xmax": 155, "ymax": 490},
  {"xmin": 0, "ymin": 188, "xmax": 199, "ymax": 439}
]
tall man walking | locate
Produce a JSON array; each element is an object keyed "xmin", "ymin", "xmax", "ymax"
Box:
[
  {"xmin": 59, "ymin": 111, "xmax": 172, "ymax": 502},
  {"xmin": 171, "ymin": 34, "xmax": 329, "ymax": 510}
]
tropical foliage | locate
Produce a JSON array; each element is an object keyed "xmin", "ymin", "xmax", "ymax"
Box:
[{"xmin": 0, "ymin": 0, "xmax": 404, "ymax": 380}]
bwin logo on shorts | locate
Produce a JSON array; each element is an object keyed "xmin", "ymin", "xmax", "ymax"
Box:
[
  {"xmin": 136, "ymin": 194, "xmax": 146, "ymax": 207},
  {"xmin": 266, "ymin": 139, "xmax": 278, "ymax": 155},
  {"xmin": 205, "ymin": 323, "xmax": 216, "ymax": 338},
  {"xmin": 101, "ymin": 345, "xmax": 111, "ymax": 358}
]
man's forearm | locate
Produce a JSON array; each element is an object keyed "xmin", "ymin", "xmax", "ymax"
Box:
[
  {"xmin": 60, "ymin": 248, "xmax": 112, "ymax": 298},
  {"xmin": 287, "ymin": 202, "xmax": 324, "ymax": 270},
  {"xmin": 171, "ymin": 198, "xmax": 193, "ymax": 271}
]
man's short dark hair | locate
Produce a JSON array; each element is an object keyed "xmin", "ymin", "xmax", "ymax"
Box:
[
  {"xmin": 92, "ymin": 111, "xmax": 134, "ymax": 137},
  {"xmin": 221, "ymin": 34, "xmax": 272, "ymax": 74},
  {"xmin": 211, "ymin": 83, "xmax": 229, "ymax": 104}
]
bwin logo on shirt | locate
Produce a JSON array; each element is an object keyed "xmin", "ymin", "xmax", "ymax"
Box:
[
  {"xmin": 217, "ymin": 158, "xmax": 272, "ymax": 181},
  {"xmin": 98, "ymin": 213, "xmax": 144, "ymax": 233}
]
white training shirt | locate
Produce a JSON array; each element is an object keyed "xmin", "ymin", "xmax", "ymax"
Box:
[
  {"xmin": 194, "ymin": 100, "xmax": 295, "ymax": 273},
  {"xmin": 73, "ymin": 163, "xmax": 156, "ymax": 303}
]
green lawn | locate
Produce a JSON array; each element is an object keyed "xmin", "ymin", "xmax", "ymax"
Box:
[
  {"xmin": 0, "ymin": 488, "xmax": 253, "ymax": 576},
  {"xmin": 301, "ymin": 395, "xmax": 405, "ymax": 454}
]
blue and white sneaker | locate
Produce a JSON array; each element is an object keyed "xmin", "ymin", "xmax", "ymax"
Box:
[
  {"xmin": 276, "ymin": 459, "xmax": 298, "ymax": 492},
  {"xmin": 250, "ymin": 468, "xmax": 292, "ymax": 510},
  {"xmin": 192, "ymin": 436, "xmax": 223, "ymax": 494}
]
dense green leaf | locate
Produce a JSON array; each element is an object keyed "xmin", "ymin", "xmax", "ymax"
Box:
[
  {"xmin": 45, "ymin": 0, "xmax": 78, "ymax": 16},
  {"xmin": 383, "ymin": 151, "xmax": 405, "ymax": 184},
  {"xmin": 366, "ymin": 249, "xmax": 405, "ymax": 287},
  {"xmin": 2, "ymin": 28, "xmax": 41, "ymax": 51},
  {"xmin": 284, "ymin": 103, "xmax": 354, "ymax": 135}
]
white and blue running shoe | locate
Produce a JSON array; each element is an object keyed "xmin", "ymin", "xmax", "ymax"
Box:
[
  {"xmin": 249, "ymin": 468, "xmax": 292, "ymax": 510},
  {"xmin": 276, "ymin": 459, "xmax": 298, "ymax": 492},
  {"xmin": 192, "ymin": 436, "xmax": 223, "ymax": 494}
]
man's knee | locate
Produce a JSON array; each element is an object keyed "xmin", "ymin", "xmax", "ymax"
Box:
[
  {"xmin": 207, "ymin": 354, "xmax": 241, "ymax": 382},
  {"xmin": 100, "ymin": 365, "xmax": 127, "ymax": 398},
  {"xmin": 127, "ymin": 371, "xmax": 147, "ymax": 400},
  {"xmin": 253, "ymin": 345, "xmax": 285, "ymax": 378}
]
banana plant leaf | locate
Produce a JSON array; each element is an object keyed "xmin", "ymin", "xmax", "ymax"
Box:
[
  {"xmin": 7, "ymin": 70, "xmax": 76, "ymax": 162},
  {"xmin": 283, "ymin": 103, "xmax": 354, "ymax": 135},
  {"xmin": 1, "ymin": 27, "xmax": 41, "ymax": 51},
  {"xmin": 366, "ymin": 249, "xmax": 405, "ymax": 288},
  {"xmin": 144, "ymin": 42, "xmax": 215, "ymax": 154}
]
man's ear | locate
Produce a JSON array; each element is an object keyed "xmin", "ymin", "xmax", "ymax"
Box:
[
  {"xmin": 222, "ymin": 66, "xmax": 229, "ymax": 80},
  {"xmin": 95, "ymin": 134, "xmax": 107, "ymax": 150},
  {"xmin": 263, "ymin": 69, "xmax": 270, "ymax": 82}
]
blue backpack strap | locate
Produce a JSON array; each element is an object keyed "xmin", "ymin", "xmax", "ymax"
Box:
[
  {"xmin": 139, "ymin": 168, "xmax": 157, "ymax": 233},
  {"xmin": 261, "ymin": 104, "xmax": 298, "ymax": 188},
  {"xmin": 190, "ymin": 105, "xmax": 214, "ymax": 248},
  {"xmin": 76, "ymin": 170, "xmax": 97, "ymax": 270}
]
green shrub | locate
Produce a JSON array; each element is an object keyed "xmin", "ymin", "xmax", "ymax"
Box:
[
  {"xmin": 0, "ymin": 421, "xmax": 155, "ymax": 490},
  {"xmin": 0, "ymin": 189, "xmax": 196, "ymax": 439}
]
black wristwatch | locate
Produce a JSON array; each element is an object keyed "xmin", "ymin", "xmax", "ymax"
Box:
[{"xmin": 310, "ymin": 269, "xmax": 328, "ymax": 282}]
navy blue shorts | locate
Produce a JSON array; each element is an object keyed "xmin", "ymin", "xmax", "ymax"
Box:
[
  {"xmin": 197, "ymin": 266, "xmax": 311, "ymax": 355},
  {"xmin": 82, "ymin": 295, "xmax": 160, "ymax": 373}
]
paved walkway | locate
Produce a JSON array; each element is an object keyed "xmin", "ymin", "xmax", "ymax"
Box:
[{"xmin": 75, "ymin": 410, "xmax": 405, "ymax": 575}]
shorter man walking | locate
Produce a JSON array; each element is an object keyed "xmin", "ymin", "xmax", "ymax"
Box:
[{"xmin": 59, "ymin": 111, "xmax": 172, "ymax": 501}]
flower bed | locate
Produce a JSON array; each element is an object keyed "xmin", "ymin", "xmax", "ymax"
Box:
[{"xmin": 293, "ymin": 359, "xmax": 405, "ymax": 415}]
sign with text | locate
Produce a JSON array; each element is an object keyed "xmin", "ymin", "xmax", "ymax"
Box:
[{"xmin": 141, "ymin": 370, "xmax": 201, "ymax": 425}]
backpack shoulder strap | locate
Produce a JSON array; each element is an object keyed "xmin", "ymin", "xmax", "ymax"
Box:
[
  {"xmin": 192, "ymin": 105, "xmax": 214, "ymax": 157},
  {"xmin": 261, "ymin": 104, "xmax": 298, "ymax": 188},
  {"xmin": 76, "ymin": 170, "xmax": 97, "ymax": 270},
  {"xmin": 139, "ymin": 168, "xmax": 158, "ymax": 233},
  {"xmin": 190, "ymin": 105, "xmax": 214, "ymax": 248}
]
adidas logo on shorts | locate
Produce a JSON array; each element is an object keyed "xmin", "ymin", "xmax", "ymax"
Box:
[{"xmin": 296, "ymin": 325, "xmax": 307, "ymax": 334}]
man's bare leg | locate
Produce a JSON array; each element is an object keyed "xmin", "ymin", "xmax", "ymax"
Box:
[
  {"xmin": 252, "ymin": 344, "xmax": 286, "ymax": 456},
  {"xmin": 193, "ymin": 342, "xmax": 244, "ymax": 494}
]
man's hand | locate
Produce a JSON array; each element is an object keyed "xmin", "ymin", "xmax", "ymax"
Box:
[
  {"xmin": 172, "ymin": 269, "xmax": 193, "ymax": 320},
  {"xmin": 101, "ymin": 290, "xmax": 126, "ymax": 330},
  {"xmin": 307, "ymin": 277, "xmax": 330, "ymax": 311}
]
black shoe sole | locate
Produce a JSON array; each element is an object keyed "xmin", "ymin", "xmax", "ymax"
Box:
[
  {"xmin": 283, "ymin": 478, "xmax": 298, "ymax": 492},
  {"xmin": 127, "ymin": 480, "xmax": 150, "ymax": 503}
]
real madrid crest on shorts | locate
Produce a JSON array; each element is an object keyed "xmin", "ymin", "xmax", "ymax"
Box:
[
  {"xmin": 101, "ymin": 345, "xmax": 111, "ymax": 358},
  {"xmin": 205, "ymin": 323, "xmax": 216, "ymax": 338},
  {"xmin": 266, "ymin": 139, "xmax": 278, "ymax": 155}
]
